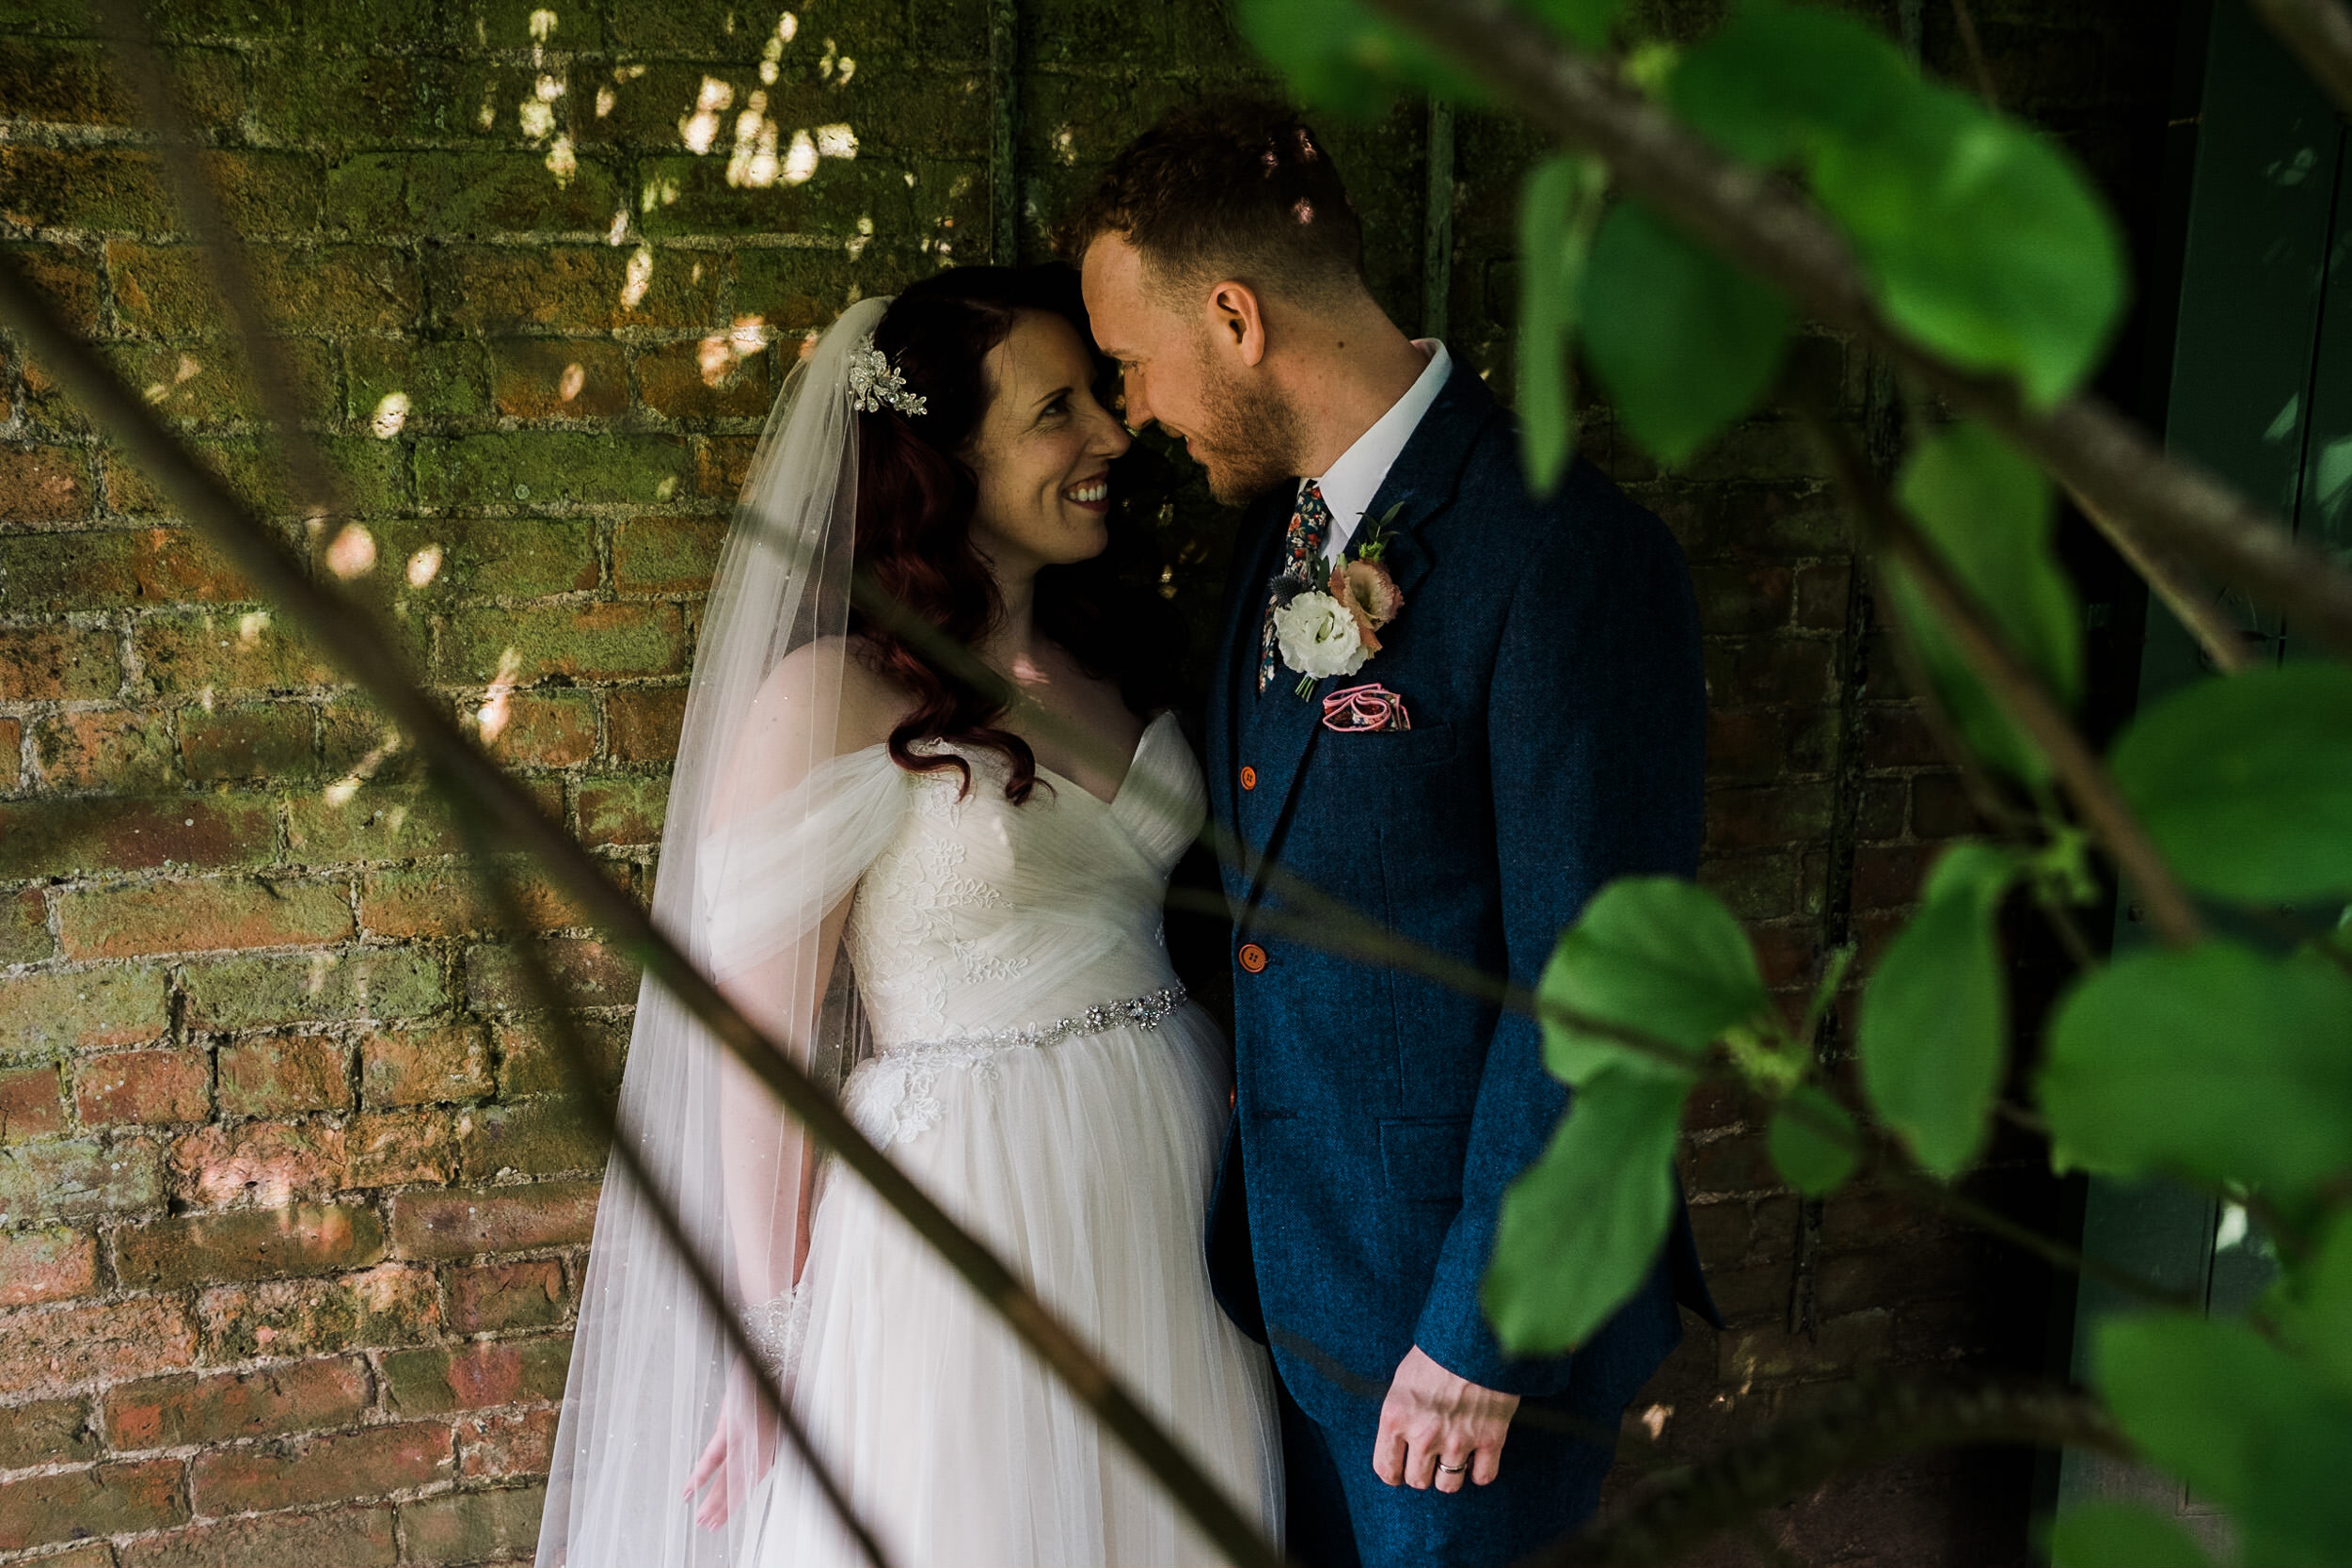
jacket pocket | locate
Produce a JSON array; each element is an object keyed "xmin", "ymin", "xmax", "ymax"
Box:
[
  {"xmin": 1318, "ymin": 720, "xmax": 1457, "ymax": 768},
  {"xmin": 1379, "ymin": 1116, "xmax": 1471, "ymax": 1204}
]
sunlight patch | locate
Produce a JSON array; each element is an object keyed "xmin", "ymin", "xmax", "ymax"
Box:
[
  {"xmin": 370, "ymin": 391, "xmax": 410, "ymax": 439},
  {"xmin": 326, "ymin": 524, "xmax": 376, "ymax": 580}
]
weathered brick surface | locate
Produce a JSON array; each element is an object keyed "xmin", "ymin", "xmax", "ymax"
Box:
[{"xmin": 0, "ymin": 1, "xmax": 2169, "ymax": 1561}]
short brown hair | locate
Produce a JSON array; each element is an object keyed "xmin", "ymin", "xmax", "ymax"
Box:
[{"xmin": 1055, "ymin": 98, "xmax": 1365, "ymax": 306}]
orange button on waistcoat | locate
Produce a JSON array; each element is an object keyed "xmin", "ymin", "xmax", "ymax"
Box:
[
  {"xmin": 1240, "ymin": 766, "xmax": 1258, "ymax": 791},
  {"xmin": 1238, "ymin": 942, "xmax": 1268, "ymax": 974}
]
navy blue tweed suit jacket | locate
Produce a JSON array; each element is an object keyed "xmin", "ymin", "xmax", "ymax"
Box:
[{"xmin": 1203, "ymin": 358, "xmax": 1717, "ymax": 1433}]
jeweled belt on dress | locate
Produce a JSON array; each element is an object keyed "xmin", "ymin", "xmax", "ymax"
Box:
[{"xmin": 875, "ymin": 983, "xmax": 1188, "ymax": 1061}]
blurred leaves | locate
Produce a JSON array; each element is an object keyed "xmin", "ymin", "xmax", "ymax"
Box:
[
  {"xmin": 1517, "ymin": 155, "xmax": 1610, "ymax": 493},
  {"xmin": 1537, "ymin": 876, "xmax": 1766, "ymax": 1085},
  {"xmin": 2045, "ymin": 1503, "xmax": 2213, "ymax": 1568}
]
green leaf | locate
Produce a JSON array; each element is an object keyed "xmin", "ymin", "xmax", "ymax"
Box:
[
  {"xmin": 1484, "ymin": 1066, "xmax": 1686, "ymax": 1354},
  {"xmin": 1666, "ymin": 0, "xmax": 1915, "ymax": 167},
  {"xmin": 1234, "ymin": 0, "xmax": 1487, "ymax": 116},
  {"xmin": 1517, "ymin": 155, "xmax": 1610, "ymax": 495},
  {"xmin": 1888, "ymin": 422, "xmax": 2080, "ymax": 782},
  {"xmin": 2041, "ymin": 942, "xmax": 2352, "ymax": 1196},
  {"xmin": 2097, "ymin": 1313, "xmax": 2352, "ymax": 1567},
  {"xmin": 1813, "ymin": 82, "xmax": 2126, "ymax": 404},
  {"xmin": 2270, "ymin": 1211, "xmax": 2352, "ymax": 1399},
  {"xmin": 2045, "ymin": 1503, "xmax": 2212, "ymax": 1568},
  {"xmin": 1768, "ymin": 1085, "xmax": 1859, "ymax": 1196},
  {"xmin": 1857, "ymin": 842, "xmax": 2026, "ymax": 1178},
  {"xmin": 1539, "ymin": 877, "xmax": 1769, "ymax": 1086},
  {"xmin": 1580, "ymin": 199, "xmax": 1792, "ymax": 466},
  {"xmin": 2109, "ymin": 661, "xmax": 2352, "ymax": 904},
  {"xmin": 1518, "ymin": 0, "xmax": 1622, "ymax": 50},
  {"xmin": 1668, "ymin": 2, "xmax": 2124, "ymax": 404}
]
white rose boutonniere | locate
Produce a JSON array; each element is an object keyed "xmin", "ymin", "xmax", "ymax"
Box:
[{"xmin": 1273, "ymin": 591, "xmax": 1373, "ymax": 693}]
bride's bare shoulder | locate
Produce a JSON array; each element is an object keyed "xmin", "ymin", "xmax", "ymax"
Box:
[{"xmin": 750, "ymin": 636, "xmax": 914, "ymax": 757}]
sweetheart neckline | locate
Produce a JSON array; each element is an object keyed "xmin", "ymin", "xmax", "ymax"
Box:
[{"xmin": 1031, "ymin": 710, "xmax": 1176, "ymax": 810}]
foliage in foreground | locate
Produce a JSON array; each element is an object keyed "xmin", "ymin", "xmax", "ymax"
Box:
[{"xmin": 1245, "ymin": 1, "xmax": 2352, "ymax": 1562}]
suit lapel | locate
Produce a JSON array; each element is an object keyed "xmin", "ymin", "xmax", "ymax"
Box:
[{"xmin": 1232, "ymin": 359, "xmax": 1499, "ymax": 917}]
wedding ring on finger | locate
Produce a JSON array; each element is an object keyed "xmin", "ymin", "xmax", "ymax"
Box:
[{"xmin": 1435, "ymin": 1460, "xmax": 1469, "ymax": 1476}]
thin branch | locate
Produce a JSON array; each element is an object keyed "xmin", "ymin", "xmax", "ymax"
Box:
[
  {"xmin": 2251, "ymin": 0, "xmax": 2352, "ymax": 119},
  {"xmin": 2063, "ymin": 483, "xmax": 2259, "ymax": 675},
  {"xmin": 450, "ymin": 808, "xmax": 891, "ymax": 1568},
  {"xmin": 1804, "ymin": 415, "xmax": 2206, "ymax": 949},
  {"xmin": 1515, "ymin": 1375, "xmax": 2132, "ymax": 1568},
  {"xmin": 1947, "ymin": 0, "xmax": 2000, "ymax": 108},
  {"xmin": 1359, "ymin": 0, "xmax": 2352, "ymax": 662},
  {"xmin": 0, "ymin": 255, "xmax": 1289, "ymax": 1568}
]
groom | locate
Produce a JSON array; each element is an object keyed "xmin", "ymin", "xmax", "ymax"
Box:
[{"xmin": 1063, "ymin": 103, "xmax": 1716, "ymax": 1566}]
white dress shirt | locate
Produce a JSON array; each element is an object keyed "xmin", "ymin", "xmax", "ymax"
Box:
[{"xmin": 1308, "ymin": 339, "xmax": 1452, "ymax": 564}]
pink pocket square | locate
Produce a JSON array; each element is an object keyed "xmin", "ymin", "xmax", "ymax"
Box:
[{"xmin": 1322, "ymin": 683, "xmax": 1413, "ymax": 733}]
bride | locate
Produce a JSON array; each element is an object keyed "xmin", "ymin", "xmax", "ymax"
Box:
[{"xmin": 536, "ymin": 267, "xmax": 1282, "ymax": 1568}]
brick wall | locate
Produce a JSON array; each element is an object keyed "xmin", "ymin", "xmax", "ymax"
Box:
[{"xmin": 0, "ymin": 2, "xmax": 2175, "ymax": 1564}]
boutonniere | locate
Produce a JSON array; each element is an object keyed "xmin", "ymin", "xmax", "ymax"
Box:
[{"xmin": 1270, "ymin": 503, "xmax": 1408, "ymax": 699}]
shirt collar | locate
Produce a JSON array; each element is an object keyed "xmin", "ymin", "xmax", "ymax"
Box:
[{"xmin": 1308, "ymin": 339, "xmax": 1452, "ymax": 556}]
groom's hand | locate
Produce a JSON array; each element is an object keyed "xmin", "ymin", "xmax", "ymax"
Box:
[{"xmin": 1373, "ymin": 1344, "xmax": 1518, "ymax": 1494}]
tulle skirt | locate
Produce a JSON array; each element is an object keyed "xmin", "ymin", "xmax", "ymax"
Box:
[{"xmin": 739, "ymin": 1004, "xmax": 1283, "ymax": 1567}]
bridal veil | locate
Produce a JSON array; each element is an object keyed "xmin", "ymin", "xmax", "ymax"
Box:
[{"xmin": 536, "ymin": 297, "xmax": 889, "ymax": 1568}]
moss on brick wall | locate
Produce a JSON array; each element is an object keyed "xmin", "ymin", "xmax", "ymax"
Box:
[{"xmin": 0, "ymin": 1, "xmax": 2175, "ymax": 1562}]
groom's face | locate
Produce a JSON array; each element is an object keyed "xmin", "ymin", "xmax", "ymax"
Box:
[{"xmin": 1082, "ymin": 236, "xmax": 1299, "ymax": 506}]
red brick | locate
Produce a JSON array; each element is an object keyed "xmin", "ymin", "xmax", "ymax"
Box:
[
  {"xmin": 344, "ymin": 1108, "xmax": 462, "ymax": 1187},
  {"xmin": 494, "ymin": 1013, "xmax": 628, "ymax": 1098},
  {"xmin": 0, "ymin": 1395, "xmax": 97, "ymax": 1470},
  {"xmin": 1854, "ymin": 777, "xmax": 1908, "ymax": 841},
  {"xmin": 444, "ymin": 600, "xmax": 690, "ymax": 684},
  {"xmin": 477, "ymin": 689, "xmax": 597, "ymax": 767},
  {"xmin": 489, "ymin": 336, "xmax": 628, "ymax": 419},
  {"xmin": 399, "ymin": 1481, "xmax": 543, "ymax": 1565},
  {"xmin": 28, "ymin": 705, "xmax": 176, "ymax": 789},
  {"xmin": 59, "ymin": 876, "xmax": 353, "ymax": 959},
  {"xmin": 1691, "ymin": 562, "xmax": 1794, "ymax": 635},
  {"xmin": 465, "ymin": 936, "xmax": 640, "ymax": 1011},
  {"xmin": 0, "ymin": 1065, "xmax": 64, "ymax": 1142},
  {"xmin": 0, "ymin": 446, "xmax": 88, "ymax": 526},
  {"xmin": 636, "ymin": 337, "xmax": 773, "ymax": 421},
  {"xmin": 179, "ymin": 701, "xmax": 316, "ymax": 781},
  {"xmin": 444, "ymin": 1258, "xmax": 568, "ymax": 1334},
  {"xmin": 0, "ymin": 1132, "xmax": 165, "ymax": 1222},
  {"xmin": 382, "ymin": 1335, "xmax": 569, "ymax": 1414},
  {"xmin": 1705, "ymin": 782, "xmax": 1835, "ymax": 853},
  {"xmin": 196, "ymin": 1263, "xmax": 440, "ymax": 1362},
  {"xmin": 1750, "ymin": 924, "xmax": 1820, "ymax": 991},
  {"xmin": 1696, "ymin": 851, "xmax": 1797, "ymax": 923},
  {"xmin": 1850, "ymin": 844, "xmax": 1931, "ymax": 913},
  {"xmin": 0, "ymin": 1459, "xmax": 183, "ymax": 1552},
  {"xmin": 361, "ymin": 1023, "xmax": 491, "ymax": 1107},
  {"xmin": 0, "ymin": 716, "xmax": 17, "ymax": 791},
  {"xmin": 103, "ymin": 1355, "xmax": 370, "ymax": 1449},
  {"xmin": 389, "ymin": 1180, "xmax": 600, "ymax": 1259},
  {"xmin": 612, "ymin": 515, "xmax": 723, "ymax": 595},
  {"xmin": 72, "ymin": 1046, "xmax": 212, "ymax": 1126},
  {"xmin": 1702, "ymin": 637, "xmax": 1834, "ymax": 708},
  {"xmin": 459, "ymin": 1097, "xmax": 606, "ymax": 1180},
  {"xmin": 0, "ymin": 625, "xmax": 119, "ymax": 701},
  {"xmin": 1910, "ymin": 771, "xmax": 1984, "ymax": 839},
  {"xmin": 0, "ymin": 793, "xmax": 276, "ymax": 880},
  {"xmin": 216, "ymin": 1034, "xmax": 352, "ymax": 1117},
  {"xmin": 459, "ymin": 1404, "xmax": 559, "ymax": 1479},
  {"xmin": 1860, "ymin": 705, "xmax": 1945, "ymax": 769},
  {"xmin": 577, "ymin": 772, "xmax": 665, "ymax": 847},
  {"xmin": 1685, "ymin": 1128, "xmax": 1781, "ymax": 1196},
  {"xmin": 120, "ymin": 1504, "xmax": 398, "ymax": 1568},
  {"xmin": 167, "ymin": 1119, "xmax": 348, "ymax": 1209},
  {"xmin": 0, "ymin": 888, "xmax": 50, "ymax": 967},
  {"xmin": 116, "ymin": 1203, "xmax": 385, "ymax": 1289},
  {"xmin": 606, "ymin": 685, "xmax": 686, "ymax": 761},
  {"xmin": 358, "ymin": 864, "xmax": 588, "ymax": 941},
  {"xmin": 1792, "ymin": 561, "xmax": 1853, "ymax": 628},
  {"xmin": 697, "ymin": 434, "xmax": 758, "ymax": 497},
  {"xmin": 135, "ymin": 609, "xmax": 341, "ymax": 697},
  {"xmin": 0, "ymin": 1227, "xmax": 97, "ymax": 1306},
  {"xmin": 190, "ymin": 1419, "xmax": 452, "ymax": 1515},
  {"xmin": 0, "ymin": 527, "xmax": 253, "ymax": 612},
  {"xmin": 0, "ymin": 1296, "xmax": 195, "ymax": 1397},
  {"xmin": 1718, "ymin": 1308, "xmax": 1893, "ymax": 1386}
]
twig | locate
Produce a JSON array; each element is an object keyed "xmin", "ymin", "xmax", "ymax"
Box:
[
  {"xmin": 1358, "ymin": 0, "xmax": 2352, "ymax": 661},
  {"xmin": 450, "ymin": 805, "xmax": 891, "ymax": 1568},
  {"xmin": 2063, "ymin": 483, "xmax": 2258, "ymax": 675},
  {"xmin": 2250, "ymin": 0, "xmax": 2352, "ymax": 119},
  {"xmin": 1947, "ymin": 0, "xmax": 2000, "ymax": 108},
  {"xmin": 1514, "ymin": 1374, "xmax": 2132, "ymax": 1567},
  {"xmin": 1804, "ymin": 414, "xmax": 2206, "ymax": 949},
  {"xmin": 0, "ymin": 253, "xmax": 1290, "ymax": 1568}
]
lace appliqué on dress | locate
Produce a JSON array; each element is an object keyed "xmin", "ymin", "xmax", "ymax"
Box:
[
  {"xmin": 843, "ymin": 985, "xmax": 1189, "ymax": 1148},
  {"xmin": 743, "ymin": 1284, "xmax": 814, "ymax": 1387}
]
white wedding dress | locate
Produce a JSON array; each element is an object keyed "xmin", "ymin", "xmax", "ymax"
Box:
[{"xmin": 732, "ymin": 711, "xmax": 1282, "ymax": 1567}]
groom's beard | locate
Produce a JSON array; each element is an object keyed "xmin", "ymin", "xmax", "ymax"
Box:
[{"xmin": 1189, "ymin": 357, "xmax": 1304, "ymax": 508}]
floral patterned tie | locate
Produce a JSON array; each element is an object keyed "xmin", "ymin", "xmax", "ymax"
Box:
[{"xmin": 1258, "ymin": 480, "xmax": 1333, "ymax": 694}]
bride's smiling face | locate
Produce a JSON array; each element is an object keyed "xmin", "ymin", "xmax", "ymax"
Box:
[{"xmin": 963, "ymin": 310, "xmax": 1132, "ymax": 580}]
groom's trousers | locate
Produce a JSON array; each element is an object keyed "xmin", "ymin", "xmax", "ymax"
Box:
[{"xmin": 1275, "ymin": 1377, "xmax": 1612, "ymax": 1568}]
